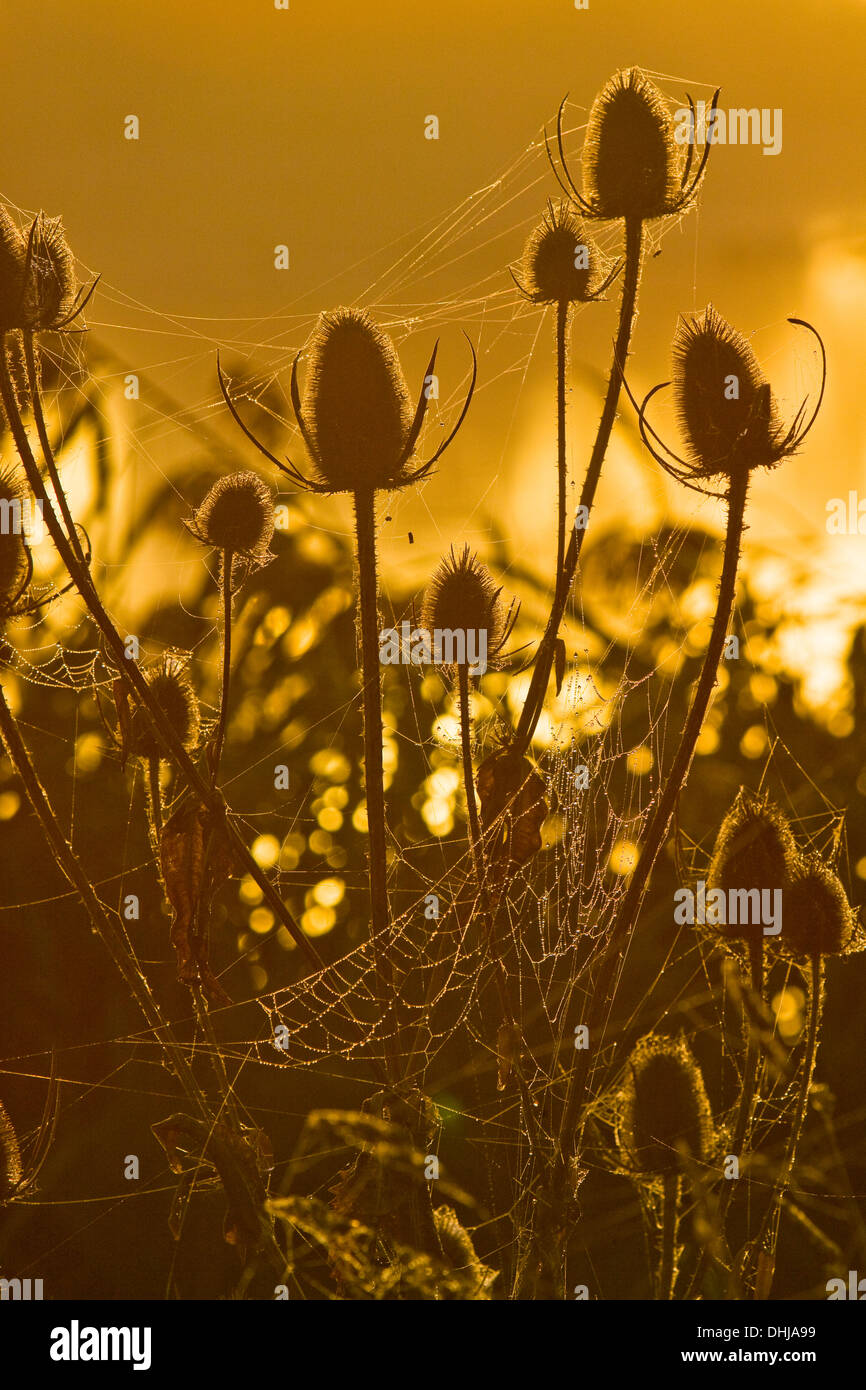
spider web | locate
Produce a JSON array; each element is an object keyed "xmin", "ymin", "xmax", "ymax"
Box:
[{"xmin": 0, "ymin": 69, "xmax": 855, "ymax": 1298}]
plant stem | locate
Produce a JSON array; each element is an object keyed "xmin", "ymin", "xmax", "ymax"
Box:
[
  {"xmin": 22, "ymin": 331, "xmax": 88, "ymax": 570},
  {"xmin": 353, "ymin": 488, "xmax": 397, "ymax": 1080},
  {"xmin": 684, "ymin": 942, "xmax": 765, "ymax": 1299},
  {"xmin": 559, "ymin": 466, "xmax": 750, "ymax": 1155},
  {"xmin": 5, "ymin": 340, "xmax": 325, "ymax": 973},
  {"xmin": 211, "ymin": 549, "xmax": 233, "ymax": 781},
  {"xmin": 748, "ymin": 952, "xmax": 824, "ymax": 1295},
  {"xmin": 457, "ymin": 664, "xmax": 483, "ymax": 879},
  {"xmin": 147, "ymin": 754, "xmax": 163, "ymax": 842},
  {"xmin": 515, "ymin": 217, "xmax": 644, "ymax": 757},
  {"xmin": 554, "ymin": 299, "xmax": 569, "ymax": 605},
  {"xmin": 0, "ymin": 680, "xmax": 209, "ymax": 1120},
  {"xmin": 659, "ymin": 1174, "xmax": 679, "ymax": 1300}
]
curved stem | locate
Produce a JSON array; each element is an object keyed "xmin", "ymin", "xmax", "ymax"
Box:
[
  {"xmin": 353, "ymin": 488, "xmax": 397, "ymax": 1080},
  {"xmin": 22, "ymin": 331, "xmax": 88, "ymax": 569},
  {"xmin": 515, "ymin": 217, "xmax": 644, "ymax": 757},
  {"xmin": 559, "ymin": 467, "xmax": 750, "ymax": 1153},
  {"xmin": 0, "ymin": 680, "xmax": 209, "ymax": 1120},
  {"xmin": 1, "ymin": 340, "xmax": 326, "ymax": 973},
  {"xmin": 211, "ymin": 549, "xmax": 233, "ymax": 781}
]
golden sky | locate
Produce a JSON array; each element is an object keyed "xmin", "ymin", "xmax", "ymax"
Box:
[{"xmin": 5, "ymin": 0, "xmax": 866, "ymax": 680}]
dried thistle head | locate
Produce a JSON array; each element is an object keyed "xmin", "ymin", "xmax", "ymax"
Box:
[
  {"xmin": 128, "ymin": 655, "xmax": 201, "ymax": 761},
  {"xmin": 673, "ymin": 306, "xmax": 782, "ymax": 477},
  {"xmin": 219, "ymin": 309, "xmax": 475, "ymax": 497},
  {"xmin": 582, "ymin": 69, "xmax": 682, "ymax": 222},
  {"xmin": 22, "ymin": 213, "xmax": 78, "ymax": 330},
  {"xmin": 638, "ymin": 307, "xmax": 826, "ymax": 494},
  {"xmin": 420, "ymin": 545, "xmax": 515, "ymax": 672},
  {"xmin": 0, "ymin": 465, "xmax": 33, "ymax": 622},
  {"xmin": 546, "ymin": 72, "xmax": 718, "ymax": 226},
  {"xmin": 782, "ymin": 855, "xmax": 864, "ymax": 960},
  {"xmin": 515, "ymin": 202, "xmax": 616, "ymax": 306},
  {"xmin": 0, "ymin": 1097, "xmax": 22, "ymax": 1199},
  {"xmin": 0, "ymin": 208, "xmax": 26, "ymax": 332},
  {"xmin": 619, "ymin": 1035, "xmax": 713, "ymax": 1175},
  {"xmin": 302, "ymin": 308, "xmax": 414, "ymax": 492},
  {"xmin": 186, "ymin": 471, "xmax": 275, "ymax": 562},
  {"xmin": 706, "ymin": 789, "xmax": 796, "ymax": 943}
]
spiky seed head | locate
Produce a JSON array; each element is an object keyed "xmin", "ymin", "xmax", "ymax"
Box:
[
  {"xmin": 519, "ymin": 204, "xmax": 608, "ymax": 305},
  {"xmin": 23, "ymin": 214, "xmax": 77, "ymax": 330},
  {"xmin": 0, "ymin": 466, "xmax": 32, "ymax": 619},
  {"xmin": 706, "ymin": 789, "xmax": 796, "ymax": 943},
  {"xmin": 0, "ymin": 209, "xmax": 26, "ymax": 332},
  {"xmin": 672, "ymin": 305, "xmax": 782, "ymax": 478},
  {"xmin": 783, "ymin": 855, "xmax": 863, "ymax": 959},
  {"xmin": 0, "ymin": 1097, "xmax": 22, "ymax": 1199},
  {"xmin": 129, "ymin": 655, "xmax": 201, "ymax": 760},
  {"xmin": 619, "ymin": 1035, "xmax": 713, "ymax": 1175},
  {"xmin": 582, "ymin": 68, "xmax": 681, "ymax": 221},
  {"xmin": 189, "ymin": 471, "xmax": 275, "ymax": 557},
  {"xmin": 303, "ymin": 308, "xmax": 413, "ymax": 492},
  {"xmin": 420, "ymin": 546, "xmax": 507, "ymax": 667}
]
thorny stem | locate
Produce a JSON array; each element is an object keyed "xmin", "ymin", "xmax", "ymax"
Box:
[
  {"xmin": 458, "ymin": 664, "xmax": 483, "ymax": 878},
  {"xmin": 514, "ymin": 217, "xmax": 644, "ymax": 758},
  {"xmin": 22, "ymin": 331, "xmax": 88, "ymax": 571},
  {"xmin": 659, "ymin": 1174, "xmax": 679, "ymax": 1300},
  {"xmin": 554, "ymin": 300, "xmax": 569, "ymax": 605},
  {"xmin": 5, "ymin": 341, "xmax": 326, "ymax": 975},
  {"xmin": 353, "ymin": 488, "xmax": 398, "ymax": 1081},
  {"xmin": 0, "ymin": 680, "xmax": 210, "ymax": 1121},
  {"xmin": 147, "ymin": 754, "xmax": 163, "ymax": 842},
  {"xmin": 211, "ymin": 549, "xmax": 233, "ymax": 781},
  {"xmin": 559, "ymin": 467, "xmax": 750, "ymax": 1159}
]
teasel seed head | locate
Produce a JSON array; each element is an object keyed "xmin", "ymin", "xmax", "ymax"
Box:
[
  {"xmin": 583, "ymin": 68, "xmax": 681, "ymax": 222},
  {"xmin": 303, "ymin": 308, "xmax": 415, "ymax": 493},
  {"xmin": 516, "ymin": 202, "xmax": 615, "ymax": 306},
  {"xmin": 0, "ymin": 208, "xmax": 26, "ymax": 332},
  {"xmin": 129, "ymin": 655, "xmax": 201, "ymax": 761},
  {"xmin": 672, "ymin": 305, "xmax": 782, "ymax": 478},
  {"xmin": 22, "ymin": 213, "xmax": 78, "ymax": 330},
  {"xmin": 782, "ymin": 855, "xmax": 864, "ymax": 960},
  {"xmin": 619, "ymin": 1034, "xmax": 713, "ymax": 1175},
  {"xmin": 186, "ymin": 470, "xmax": 275, "ymax": 563},
  {"xmin": 0, "ymin": 1097, "xmax": 22, "ymax": 1199},
  {"xmin": 0, "ymin": 465, "xmax": 33, "ymax": 622},
  {"xmin": 706, "ymin": 790, "xmax": 796, "ymax": 943},
  {"xmin": 420, "ymin": 545, "xmax": 513, "ymax": 672}
]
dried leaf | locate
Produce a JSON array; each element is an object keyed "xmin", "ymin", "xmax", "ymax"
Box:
[{"xmin": 477, "ymin": 746, "xmax": 547, "ymax": 868}]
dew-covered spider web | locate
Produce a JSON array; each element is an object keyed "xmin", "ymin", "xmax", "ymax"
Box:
[{"xmin": 0, "ymin": 68, "xmax": 856, "ymax": 1298}]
